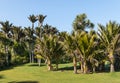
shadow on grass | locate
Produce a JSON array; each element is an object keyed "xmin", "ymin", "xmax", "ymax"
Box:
[
  {"xmin": 0, "ymin": 75, "xmax": 4, "ymax": 79},
  {"xmin": 58, "ymin": 66, "xmax": 80, "ymax": 71},
  {"xmin": 27, "ymin": 63, "xmax": 46, "ymax": 67},
  {"xmin": 8, "ymin": 81, "xmax": 39, "ymax": 83},
  {"xmin": 0, "ymin": 64, "xmax": 25, "ymax": 72}
]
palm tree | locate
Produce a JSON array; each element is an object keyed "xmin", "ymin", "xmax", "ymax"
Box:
[
  {"xmin": 24, "ymin": 27, "xmax": 34, "ymax": 63},
  {"xmin": 43, "ymin": 24, "xmax": 58, "ymax": 36},
  {"xmin": 98, "ymin": 21, "xmax": 120, "ymax": 72},
  {"xmin": 11, "ymin": 26, "xmax": 26, "ymax": 62},
  {"xmin": 11, "ymin": 26, "xmax": 25, "ymax": 42},
  {"xmin": 36, "ymin": 35, "xmax": 53, "ymax": 70},
  {"xmin": 37, "ymin": 14, "xmax": 47, "ymax": 27},
  {"xmin": 35, "ymin": 24, "xmax": 59, "ymax": 66},
  {"xmin": 64, "ymin": 33, "xmax": 78, "ymax": 74},
  {"xmin": 50, "ymin": 35, "xmax": 65, "ymax": 70},
  {"xmin": 28, "ymin": 14, "xmax": 38, "ymax": 29},
  {"xmin": 36, "ymin": 34, "xmax": 64, "ymax": 70},
  {"xmin": 28, "ymin": 14, "xmax": 37, "ymax": 63},
  {"xmin": 35, "ymin": 27, "xmax": 43, "ymax": 66},
  {"xmin": 73, "ymin": 13, "xmax": 94, "ymax": 31},
  {"xmin": 0, "ymin": 21, "xmax": 12, "ymax": 66},
  {"xmin": 34, "ymin": 14, "xmax": 46, "ymax": 66},
  {"xmin": 72, "ymin": 30, "xmax": 100, "ymax": 73},
  {"xmin": 37, "ymin": 14, "xmax": 46, "ymax": 38}
]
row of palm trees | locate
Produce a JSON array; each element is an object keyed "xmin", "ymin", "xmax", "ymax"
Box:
[{"xmin": 0, "ymin": 13, "xmax": 120, "ymax": 74}]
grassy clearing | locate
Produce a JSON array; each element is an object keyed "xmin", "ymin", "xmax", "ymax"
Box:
[{"xmin": 0, "ymin": 63, "xmax": 120, "ymax": 83}]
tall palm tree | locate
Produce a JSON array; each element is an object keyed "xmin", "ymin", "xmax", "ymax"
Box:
[
  {"xmin": 28, "ymin": 14, "xmax": 38, "ymax": 30},
  {"xmin": 98, "ymin": 21, "xmax": 120, "ymax": 72},
  {"xmin": 73, "ymin": 13, "xmax": 94, "ymax": 31},
  {"xmin": 0, "ymin": 21, "xmax": 12, "ymax": 66},
  {"xmin": 35, "ymin": 26, "xmax": 44, "ymax": 66},
  {"xmin": 28, "ymin": 14, "xmax": 37, "ymax": 63},
  {"xmin": 37, "ymin": 14, "xmax": 47, "ymax": 27},
  {"xmin": 34, "ymin": 14, "xmax": 46, "ymax": 65},
  {"xmin": 37, "ymin": 14, "xmax": 47, "ymax": 38},
  {"xmin": 24, "ymin": 27, "xmax": 34, "ymax": 63}
]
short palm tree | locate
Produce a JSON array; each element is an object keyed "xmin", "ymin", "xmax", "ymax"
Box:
[
  {"xmin": 64, "ymin": 32, "xmax": 78, "ymax": 74},
  {"xmin": 50, "ymin": 35, "xmax": 65, "ymax": 70},
  {"xmin": 98, "ymin": 21, "xmax": 120, "ymax": 72},
  {"xmin": 36, "ymin": 35, "xmax": 53, "ymax": 70},
  {"xmin": 36, "ymin": 34, "xmax": 64, "ymax": 70},
  {"xmin": 75, "ymin": 30, "xmax": 99, "ymax": 73}
]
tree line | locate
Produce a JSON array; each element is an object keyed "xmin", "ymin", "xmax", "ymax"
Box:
[{"xmin": 0, "ymin": 13, "xmax": 120, "ymax": 74}]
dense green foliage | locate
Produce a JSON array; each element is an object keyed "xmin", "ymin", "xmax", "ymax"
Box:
[{"xmin": 0, "ymin": 13, "xmax": 120, "ymax": 74}]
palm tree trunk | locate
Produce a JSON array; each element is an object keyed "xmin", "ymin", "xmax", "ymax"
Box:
[
  {"xmin": 32, "ymin": 23, "xmax": 34, "ymax": 30},
  {"xmin": 45, "ymin": 59, "xmax": 47, "ymax": 64},
  {"xmin": 5, "ymin": 45, "xmax": 9, "ymax": 66},
  {"xmin": 109, "ymin": 52, "xmax": 115, "ymax": 72},
  {"xmin": 5, "ymin": 34, "xmax": 9, "ymax": 66},
  {"xmin": 83, "ymin": 61, "xmax": 88, "ymax": 74},
  {"xmin": 110, "ymin": 57, "xmax": 115, "ymax": 72},
  {"xmin": 56, "ymin": 63, "xmax": 58, "ymax": 70},
  {"xmin": 14, "ymin": 50, "xmax": 17, "ymax": 63},
  {"xmin": 93, "ymin": 66, "xmax": 96, "ymax": 73},
  {"xmin": 110, "ymin": 63, "xmax": 115, "ymax": 72},
  {"xmin": 29, "ymin": 45, "xmax": 31, "ymax": 63},
  {"xmin": 47, "ymin": 58, "xmax": 52, "ymax": 71},
  {"xmin": 73, "ymin": 56, "xmax": 77, "ymax": 74},
  {"xmin": 31, "ymin": 50, "xmax": 34, "ymax": 63},
  {"xmin": 80, "ymin": 61, "xmax": 84, "ymax": 73},
  {"xmin": 80, "ymin": 57, "xmax": 84, "ymax": 73},
  {"xmin": 31, "ymin": 23, "xmax": 34, "ymax": 63},
  {"xmin": 28, "ymin": 43, "xmax": 32, "ymax": 63},
  {"xmin": 38, "ymin": 58, "xmax": 41, "ymax": 66},
  {"xmin": 29, "ymin": 51, "xmax": 31, "ymax": 63}
]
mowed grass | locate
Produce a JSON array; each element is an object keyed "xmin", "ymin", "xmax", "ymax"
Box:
[{"xmin": 0, "ymin": 63, "xmax": 120, "ymax": 83}]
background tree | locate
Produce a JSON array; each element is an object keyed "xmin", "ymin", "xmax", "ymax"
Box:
[
  {"xmin": 24, "ymin": 27, "xmax": 35, "ymax": 63},
  {"xmin": 11, "ymin": 26, "xmax": 26, "ymax": 63},
  {"xmin": 28, "ymin": 14, "xmax": 37, "ymax": 63},
  {"xmin": 0, "ymin": 21, "xmax": 13, "ymax": 66},
  {"xmin": 73, "ymin": 13, "xmax": 94, "ymax": 31}
]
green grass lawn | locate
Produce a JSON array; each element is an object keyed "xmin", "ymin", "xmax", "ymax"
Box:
[{"xmin": 0, "ymin": 63, "xmax": 120, "ymax": 83}]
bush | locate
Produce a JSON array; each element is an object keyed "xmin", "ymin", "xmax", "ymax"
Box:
[
  {"xmin": 11, "ymin": 55, "xmax": 29, "ymax": 65},
  {"xmin": 0, "ymin": 52, "xmax": 6, "ymax": 69}
]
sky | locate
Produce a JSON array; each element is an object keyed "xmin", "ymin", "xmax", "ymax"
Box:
[{"xmin": 0, "ymin": 0, "xmax": 120, "ymax": 32}]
